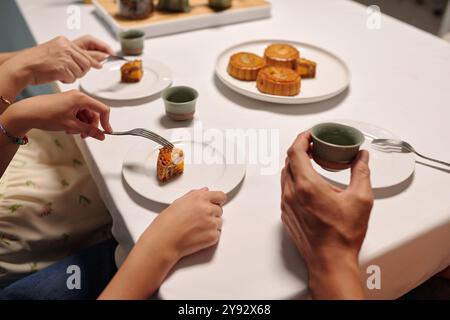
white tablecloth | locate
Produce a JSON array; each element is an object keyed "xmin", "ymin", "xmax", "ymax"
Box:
[{"xmin": 10, "ymin": 0, "xmax": 450, "ymax": 299}]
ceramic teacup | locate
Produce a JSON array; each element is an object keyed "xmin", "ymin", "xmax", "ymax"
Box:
[
  {"xmin": 162, "ymin": 86, "xmax": 198, "ymax": 121},
  {"xmin": 311, "ymin": 122, "xmax": 365, "ymax": 170},
  {"xmin": 209, "ymin": 0, "xmax": 232, "ymax": 10},
  {"xmin": 119, "ymin": 29, "xmax": 145, "ymax": 55}
]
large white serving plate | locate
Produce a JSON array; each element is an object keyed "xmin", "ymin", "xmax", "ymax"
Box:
[
  {"xmin": 80, "ymin": 57, "xmax": 172, "ymax": 101},
  {"xmin": 215, "ymin": 39, "xmax": 351, "ymax": 104},
  {"xmin": 123, "ymin": 138, "xmax": 246, "ymax": 204},
  {"xmin": 312, "ymin": 120, "xmax": 416, "ymax": 189}
]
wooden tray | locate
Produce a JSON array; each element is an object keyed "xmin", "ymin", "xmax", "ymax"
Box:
[{"xmin": 93, "ymin": 0, "xmax": 271, "ymax": 38}]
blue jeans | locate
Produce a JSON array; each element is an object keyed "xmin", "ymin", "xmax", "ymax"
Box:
[{"xmin": 0, "ymin": 239, "xmax": 118, "ymax": 300}]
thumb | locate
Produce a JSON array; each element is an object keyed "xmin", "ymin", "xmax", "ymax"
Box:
[
  {"xmin": 348, "ymin": 150, "xmax": 372, "ymax": 195},
  {"xmin": 86, "ymin": 50, "xmax": 108, "ymax": 64}
]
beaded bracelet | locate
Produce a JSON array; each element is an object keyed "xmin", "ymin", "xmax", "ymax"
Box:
[
  {"xmin": 0, "ymin": 95, "xmax": 11, "ymax": 106},
  {"xmin": 0, "ymin": 123, "xmax": 28, "ymax": 145}
]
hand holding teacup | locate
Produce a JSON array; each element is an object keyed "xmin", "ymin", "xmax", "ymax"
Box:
[{"xmin": 281, "ymin": 130, "xmax": 373, "ymax": 299}]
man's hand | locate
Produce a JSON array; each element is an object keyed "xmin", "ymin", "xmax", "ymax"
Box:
[{"xmin": 281, "ymin": 130, "xmax": 374, "ymax": 299}]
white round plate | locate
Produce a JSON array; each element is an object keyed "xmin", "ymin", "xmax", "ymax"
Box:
[
  {"xmin": 312, "ymin": 120, "xmax": 415, "ymax": 189},
  {"xmin": 215, "ymin": 39, "xmax": 350, "ymax": 104},
  {"xmin": 80, "ymin": 57, "xmax": 172, "ymax": 101},
  {"xmin": 123, "ymin": 138, "xmax": 246, "ymax": 204}
]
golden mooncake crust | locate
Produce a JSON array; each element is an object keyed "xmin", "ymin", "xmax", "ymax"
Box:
[
  {"xmin": 228, "ymin": 52, "xmax": 266, "ymax": 81},
  {"xmin": 296, "ymin": 58, "xmax": 317, "ymax": 79},
  {"xmin": 256, "ymin": 66, "xmax": 301, "ymax": 96},
  {"xmin": 121, "ymin": 60, "xmax": 143, "ymax": 83},
  {"xmin": 264, "ymin": 44, "xmax": 300, "ymax": 69},
  {"xmin": 157, "ymin": 147, "xmax": 184, "ymax": 183}
]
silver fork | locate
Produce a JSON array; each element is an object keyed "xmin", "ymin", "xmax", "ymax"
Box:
[
  {"xmin": 106, "ymin": 128, "xmax": 174, "ymax": 148},
  {"xmin": 371, "ymin": 139, "xmax": 450, "ymax": 167},
  {"xmin": 102, "ymin": 55, "xmax": 130, "ymax": 64}
]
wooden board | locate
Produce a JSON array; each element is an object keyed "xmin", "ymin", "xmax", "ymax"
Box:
[{"xmin": 94, "ymin": 0, "xmax": 271, "ymax": 38}]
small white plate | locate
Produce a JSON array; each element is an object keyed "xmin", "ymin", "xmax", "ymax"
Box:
[
  {"xmin": 312, "ymin": 120, "xmax": 416, "ymax": 189},
  {"xmin": 123, "ymin": 138, "xmax": 246, "ymax": 204},
  {"xmin": 80, "ymin": 57, "xmax": 172, "ymax": 101},
  {"xmin": 215, "ymin": 39, "xmax": 350, "ymax": 105}
]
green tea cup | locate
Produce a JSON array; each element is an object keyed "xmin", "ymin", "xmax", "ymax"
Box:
[
  {"xmin": 119, "ymin": 29, "xmax": 145, "ymax": 55},
  {"xmin": 162, "ymin": 86, "xmax": 198, "ymax": 121},
  {"xmin": 209, "ymin": 0, "xmax": 232, "ymax": 10},
  {"xmin": 311, "ymin": 122, "xmax": 365, "ymax": 170}
]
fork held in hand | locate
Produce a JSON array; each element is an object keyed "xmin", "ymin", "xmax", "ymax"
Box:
[
  {"xmin": 102, "ymin": 55, "xmax": 130, "ymax": 64},
  {"xmin": 106, "ymin": 128, "xmax": 174, "ymax": 148},
  {"xmin": 371, "ymin": 139, "xmax": 450, "ymax": 167}
]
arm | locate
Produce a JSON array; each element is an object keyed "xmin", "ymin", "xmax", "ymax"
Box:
[
  {"xmin": 98, "ymin": 236, "xmax": 178, "ymax": 299},
  {"xmin": 306, "ymin": 247, "xmax": 366, "ymax": 299},
  {"xmin": 0, "ymin": 110, "xmax": 24, "ymax": 177},
  {"xmin": 281, "ymin": 131, "xmax": 374, "ymax": 300},
  {"xmin": 99, "ymin": 189, "xmax": 227, "ymax": 300},
  {"xmin": 0, "ymin": 52, "xmax": 18, "ymax": 66},
  {"xmin": 0, "ymin": 90, "xmax": 111, "ymax": 178},
  {"xmin": 0, "ymin": 61, "xmax": 31, "ymax": 114}
]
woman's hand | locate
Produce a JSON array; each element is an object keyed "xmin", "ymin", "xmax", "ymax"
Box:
[
  {"xmin": 98, "ymin": 188, "xmax": 227, "ymax": 300},
  {"xmin": 281, "ymin": 130, "xmax": 374, "ymax": 299},
  {"xmin": 1, "ymin": 90, "xmax": 112, "ymax": 140},
  {"xmin": 139, "ymin": 188, "xmax": 227, "ymax": 261},
  {"xmin": 72, "ymin": 35, "xmax": 114, "ymax": 62},
  {"xmin": 3, "ymin": 35, "xmax": 110, "ymax": 85},
  {"xmin": 0, "ymin": 35, "xmax": 113, "ymax": 113}
]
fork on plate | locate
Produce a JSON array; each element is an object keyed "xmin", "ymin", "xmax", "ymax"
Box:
[{"xmin": 371, "ymin": 139, "xmax": 450, "ymax": 167}]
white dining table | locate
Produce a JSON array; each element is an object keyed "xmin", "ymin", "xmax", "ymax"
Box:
[{"xmin": 9, "ymin": 0, "xmax": 450, "ymax": 299}]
